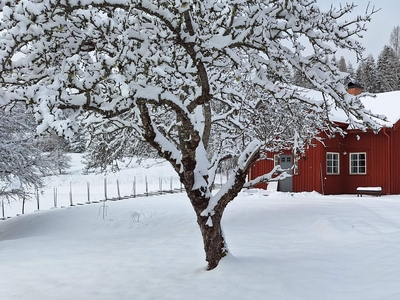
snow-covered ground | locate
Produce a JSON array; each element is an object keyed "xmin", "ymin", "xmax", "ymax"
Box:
[
  {"xmin": 2, "ymin": 154, "xmax": 184, "ymax": 218},
  {"xmin": 1, "ymin": 155, "xmax": 400, "ymax": 299}
]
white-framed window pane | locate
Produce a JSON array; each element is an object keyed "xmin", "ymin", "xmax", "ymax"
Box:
[
  {"xmin": 349, "ymin": 153, "xmax": 367, "ymax": 174},
  {"xmin": 326, "ymin": 152, "xmax": 339, "ymax": 174}
]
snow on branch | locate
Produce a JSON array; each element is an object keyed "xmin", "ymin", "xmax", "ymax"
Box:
[
  {"xmin": 243, "ymin": 165, "xmax": 290, "ymax": 189},
  {"xmin": 237, "ymin": 139, "xmax": 261, "ymax": 171},
  {"xmin": 200, "ymin": 140, "xmax": 261, "ymax": 217}
]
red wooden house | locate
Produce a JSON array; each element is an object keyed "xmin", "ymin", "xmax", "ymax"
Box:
[{"xmin": 248, "ymin": 89, "xmax": 400, "ymax": 195}]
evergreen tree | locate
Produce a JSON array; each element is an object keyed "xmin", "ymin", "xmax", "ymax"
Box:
[
  {"xmin": 356, "ymin": 54, "xmax": 379, "ymax": 93},
  {"xmin": 291, "ymin": 68, "xmax": 314, "ymax": 89},
  {"xmin": 69, "ymin": 132, "xmax": 87, "ymax": 153},
  {"xmin": 355, "ymin": 63, "xmax": 363, "ymax": 84},
  {"xmin": 330, "ymin": 55, "xmax": 338, "ymax": 67},
  {"xmin": 390, "ymin": 26, "xmax": 400, "ymax": 58},
  {"xmin": 376, "ymin": 45, "xmax": 400, "ymax": 92},
  {"xmin": 337, "ymin": 56, "xmax": 353, "ymax": 86},
  {"xmin": 338, "ymin": 56, "xmax": 348, "ymax": 73},
  {"xmin": 347, "ymin": 62, "xmax": 356, "ymax": 79}
]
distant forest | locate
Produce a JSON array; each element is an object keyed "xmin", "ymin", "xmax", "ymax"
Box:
[{"xmin": 293, "ymin": 26, "xmax": 400, "ymax": 93}]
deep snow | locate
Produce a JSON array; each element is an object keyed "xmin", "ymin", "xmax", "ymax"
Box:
[{"xmin": 1, "ymin": 155, "xmax": 400, "ymax": 299}]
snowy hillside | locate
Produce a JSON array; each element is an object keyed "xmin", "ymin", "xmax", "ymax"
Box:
[{"xmin": 1, "ymin": 157, "xmax": 400, "ymax": 299}]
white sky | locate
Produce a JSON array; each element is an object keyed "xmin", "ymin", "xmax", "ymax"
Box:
[{"xmin": 317, "ymin": 0, "xmax": 400, "ymax": 66}]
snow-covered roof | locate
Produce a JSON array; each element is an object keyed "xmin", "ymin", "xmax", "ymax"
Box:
[
  {"xmin": 298, "ymin": 87, "xmax": 400, "ymax": 128},
  {"xmin": 333, "ymin": 90, "xmax": 400, "ymax": 128},
  {"xmin": 357, "ymin": 91, "xmax": 400, "ymax": 127}
]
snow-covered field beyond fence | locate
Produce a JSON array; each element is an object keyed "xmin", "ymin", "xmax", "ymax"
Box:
[
  {"xmin": 2, "ymin": 154, "xmax": 185, "ymax": 218},
  {"xmin": 1, "ymin": 154, "xmax": 400, "ymax": 299}
]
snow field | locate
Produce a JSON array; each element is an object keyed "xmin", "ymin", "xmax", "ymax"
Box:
[
  {"xmin": 1, "ymin": 155, "xmax": 400, "ymax": 299},
  {"xmin": 2, "ymin": 154, "xmax": 185, "ymax": 218}
]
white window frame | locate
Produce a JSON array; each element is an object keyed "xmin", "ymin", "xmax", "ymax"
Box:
[
  {"xmin": 349, "ymin": 152, "xmax": 367, "ymax": 174},
  {"xmin": 326, "ymin": 152, "xmax": 340, "ymax": 174}
]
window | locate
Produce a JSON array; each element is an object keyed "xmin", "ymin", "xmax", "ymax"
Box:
[
  {"xmin": 350, "ymin": 153, "xmax": 366, "ymax": 174},
  {"xmin": 326, "ymin": 152, "xmax": 340, "ymax": 174}
]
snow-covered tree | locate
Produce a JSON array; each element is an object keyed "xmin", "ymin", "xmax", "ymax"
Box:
[
  {"xmin": 356, "ymin": 54, "xmax": 379, "ymax": 93},
  {"xmin": 0, "ymin": 106, "xmax": 66, "ymax": 201},
  {"xmin": 0, "ymin": 0, "xmax": 382, "ymax": 269},
  {"xmin": 82, "ymin": 127, "xmax": 157, "ymax": 174},
  {"xmin": 347, "ymin": 62, "xmax": 356, "ymax": 80},
  {"xmin": 390, "ymin": 25, "xmax": 400, "ymax": 59},
  {"xmin": 291, "ymin": 68, "xmax": 314, "ymax": 89},
  {"xmin": 336, "ymin": 56, "xmax": 356, "ymax": 86},
  {"xmin": 68, "ymin": 132, "xmax": 87, "ymax": 153},
  {"xmin": 376, "ymin": 45, "xmax": 400, "ymax": 92},
  {"xmin": 338, "ymin": 56, "xmax": 348, "ymax": 73},
  {"xmin": 36, "ymin": 132, "xmax": 71, "ymax": 174}
]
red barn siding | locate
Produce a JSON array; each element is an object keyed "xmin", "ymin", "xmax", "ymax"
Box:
[
  {"xmin": 249, "ymin": 126, "xmax": 396, "ymax": 195},
  {"xmin": 320, "ymin": 135, "xmax": 346, "ymax": 195},
  {"xmin": 390, "ymin": 123, "xmax": 400, "ymax": 194},
  {"xmin": 293, "ymin": 144, "xmax": 324, "ymax": 194},
  {"xmin": 249, "ymin": 158, "xmax": 275, "ymax": 189},
  {"xmin": 343, "ymin": 131, "xmax": 388, "ymax": 194}
]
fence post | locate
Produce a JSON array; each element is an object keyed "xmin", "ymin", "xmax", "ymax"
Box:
[
  {"xmin": 99, "ymin": 200, "xmax": 108, "ymax": 220},
  {"xmin": 145, "ymin": 176, "xmax": 148, "ymax": 196},
  {"xmin": 53, "ymin": 187, "xmax": 57, "ymax": 208},
  {"xmin": 69, "ymin": 182, "xmax": 73, "ymax": 206},
  {"xmin": 104, "ymin": 178, "xmax": 108, "ymax": 200},
  {"xmin": 133, "ymin": 177, "xmax": 136, "ymax": 198},
  {"xmin": 159, "ymin": 178, "xmax": 162, "ymax": 194},
  {"xmin": 1, "ymin": 199, "xmax": 4, "ymax": 219},
  {"xmin": 36, "ymin": 188, "xmax": 40, "ymax": 211},
  {"xmin": 87, "ymin": 182, "xmax": 91, "ymax": 204},
  {"xmin": 22, "ymin": 196, "xmax": 25, "ymax": 215},
  {"xmin": 170, "ymin": 177, "xmax": 173, "ymax": 193},
  {"xmin": 117, "ymin": 179, "xmax": 121, "ymax": 200}
]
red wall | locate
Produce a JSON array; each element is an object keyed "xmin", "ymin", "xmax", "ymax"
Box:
[
  {"xmin": 293, "ymin": 143, "xmax": 325, "ymax": 194},
  {"xmin": 249, "ymin": 128, "xmax": 393, "ymax": 195},
  {"xmin": 389, "ymin": 123, "xmax": 400, "ymax": 194},
  {"xmin": 341, "ymin": 130, "xmax": 389, "ymax": 194},
  {"xmin": 249, "ymin": 158, "xmax": 274, "ymax": 190}
]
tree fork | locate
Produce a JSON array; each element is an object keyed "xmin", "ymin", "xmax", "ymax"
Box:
[{"xmin": 193, "ymin": 172, "xmax": 248, "ymax": 270}]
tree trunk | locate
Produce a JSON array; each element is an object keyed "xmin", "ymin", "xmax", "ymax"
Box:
[
  {"xmin": 197, "ymin": 212, "xmax": 228, "ymax": 270},
  {"xmin": 183, "ymin": 166, "xmax": 248, "ymax": 270}
]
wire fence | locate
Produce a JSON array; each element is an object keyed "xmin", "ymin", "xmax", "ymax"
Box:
[{"xmin": 1, "ymin": 171, "xmax": 230, "ymax": 220}]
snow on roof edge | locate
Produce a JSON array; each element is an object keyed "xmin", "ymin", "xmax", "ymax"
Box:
[{"xmin": 297, "ymin": 87, "xmax": 400, "ymax": 128}]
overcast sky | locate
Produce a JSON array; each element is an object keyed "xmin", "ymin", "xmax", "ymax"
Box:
[{"xmin": 316, "ymin": 0, "xmax": 400, "ymax": 66}]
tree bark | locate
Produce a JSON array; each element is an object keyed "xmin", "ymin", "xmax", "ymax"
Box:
[
  {"xmin": 197, "ymin": 212, "xmax": 227, "ymax": 270},
  {"xmin": 187, "ymin": 170, "xmax": 248, "ymax": 270}
]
